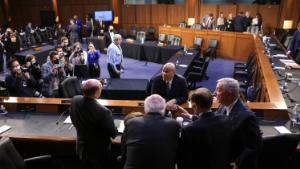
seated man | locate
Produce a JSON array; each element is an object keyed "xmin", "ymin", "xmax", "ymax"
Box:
[
  {"xmin": 149, "ymin": 62, "xmax": 188, "ymax": 110},
  {"xmin": 70, "ymin": 79, "xmax": 117, "ymax": 169},
  {"xmin": 41, "ymin": 51, "xmax": 66, "ymax": 97},
  {"xmin": 177, "ymin": 88, "xmax": 232, "ymax": 169},
  {"xmin": 5, "ymin": 59, "xmax": 41, "ymax": 97},
  {"xmin": 122, "ymin": 94, "xmax": 180, "ymax": 169}
]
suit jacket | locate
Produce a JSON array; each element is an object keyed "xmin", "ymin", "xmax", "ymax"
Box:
[
  {"xmin": 288, "ymin": 30, "xmax": 300, "ymax": 56},
  {"xmin": 149, "ymin": 74, "xmax": 188, "ymax": 104},
  {"xmin": 215, "ymin": 99, "xmax": 263, "ymax": 169},
  {"xmin": 104, "ymin": 31, "xmax": 116, "ymax": 48},
  {"xmin": 68, "ymin": 24, "xmax": 79, "ymax": 39},
  {"xmin": 244, "ymin": 16, "xmax": 252, "ymax": 31},
  {"xmin": 122, "ymin": 112, "xmax": 180, "ymax": 169},
  {"xmin": 70, "ymin": 95, "xmax": 117, "ymax": 161},
  {"xmin": 234, "ymin": 15, "xmax": 245, "ymax": 32},
  {"xmin": 179, "ymin": 111, "xmax": 231, "ymax": 169}
]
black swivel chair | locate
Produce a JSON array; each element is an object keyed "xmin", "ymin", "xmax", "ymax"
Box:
[
  {"xmin": 60, "ymin": 77, "xmax": 82, "ymax": 98},
  {"xmin": 167, "ymin": 34, "xmax": 175, "ymax": 45},
  {"xmin": 146, "ymin": 26, "xmax": 156, "ymax": 41},
  {"xmin": 204, "ymin": 39, "xmax": 218, "ymax": 59},
  {"xmin": 0, "ymin": 137, "xmax": 54, "ymax": 169},
  {"xmin": 128, "ymin": 26, "xmax": 137, "ymax": 39},
  {"xmin": 193, "ymin": 36, "xmax": 203, "ymax": 53},
  {"xmin": 73, "ymin": 64, "xmax": 90, "ymax": 79},
  {"xmin": 186, "ymin": 57, "xmax": 210, "ymax": 89},
  {"xmin": 258, "ymin": 134, "xmax": 300, "ymax": 169}
]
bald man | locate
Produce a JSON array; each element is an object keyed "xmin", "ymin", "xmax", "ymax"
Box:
[
  {"xmin": 70, "ymin": 79, "xmax": 117, "ymax": 169},
  {"xmin": 149, "ymin": 62, "xmax": 188, "ymax": 110}
]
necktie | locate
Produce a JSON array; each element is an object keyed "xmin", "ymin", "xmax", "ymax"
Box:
[{"xmin": 166, "ymin": 82, "xmax": 170, "ymax": 94}]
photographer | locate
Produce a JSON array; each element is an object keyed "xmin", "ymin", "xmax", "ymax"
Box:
[
  {"xmin": 5, "ymin": 59, "xmax": 41, "ymax": 97},
  {"xmin": 24, "ymin": 54, "xmax": 42, "ymax": 91},
  {"xmin": 69, "ymin": 42, "xmax": 87, "ymax": 75},
  {"xmin": 87, "ymin": 42, "xmax": 101, "ymax": 78},
  {"xmin": 41, "ymin": 51, "xmax": 66, "ymax": 97},
  {"xmin": 3, "ymin": 29, "xmax": 21, "ymax": 62}
]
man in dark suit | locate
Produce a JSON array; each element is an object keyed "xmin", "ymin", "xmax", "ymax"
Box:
[
  {"xmin": 177, "ymin": 88, "xmax": 232, "ymax": 169},
  {"xmin": 234, "ymin": 12, "xmax": 245, "ymax": 32},
  {"xmin": 214, "ymin": 78, "xmax": 262, "ymax": 169},
  {"xmin": 287, "ymin": 22, "xmax": 300, "ymax": 63},
  {"xmin": 244, "ymin": 11, "xmax": 252, "ymax": 31},
  {"xmin": 70, "ymin": 79, "xmax": 117, "ymax": 169},
  {"xmin": 104, "ymin": 25, "xmax": 116, "ymax": 48},
  {"xmin": 122, "ymin": 94, "xmax": 180, "ymax": 169},
  {"xmin": 149, "ymin": 62, "xmax": 188, "ymax": 111}
]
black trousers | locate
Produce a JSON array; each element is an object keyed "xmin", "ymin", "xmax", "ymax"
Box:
[
  {"xmin": 89, "ymin": 64, "xmax": 101, "ymax": 78},
  {"xmin": 107, "ymin": 63, "xmax": 121, "ymax": 78}
]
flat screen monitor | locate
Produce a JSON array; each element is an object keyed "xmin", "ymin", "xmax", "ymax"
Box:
[{"xmin": 94, "ymin": 11, "xmax": 113, "ymax": 22}]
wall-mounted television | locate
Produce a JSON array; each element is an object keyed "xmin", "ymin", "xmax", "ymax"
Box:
[{"xmin": 94, "ymin": 11, "xmax": 113, "ymax": 22}]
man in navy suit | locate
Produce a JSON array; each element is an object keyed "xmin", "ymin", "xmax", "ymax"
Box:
[
  {"xmin": 178, "ymin": 88, "xmax": 232, "ymax": 169},
  {"xmin": 287, "ymin": 22, "xmax": 300, "ymax": 63},
  {"xmin": 214, "ymin": 78, "xmax": 262, "ymax": 169},
  {"xmin": 234, "ymin": 12, "xmax": 245, "ymax": 32},
  {"xmin": 73, "ymin": 15, "xmax": 82, "ymax": 42},
  {"xmin": 149, "ymin": 62, "xmax": 188, "ymax": 111}
]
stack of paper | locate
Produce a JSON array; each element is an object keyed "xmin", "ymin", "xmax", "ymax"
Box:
[
  {"xmin": 273, "ymin": 54, "xmax": 287, "ymax": 58},
  {"xmin": 274, "ymin": 126, "xmax": 291, "ymax": 134},
  {"xmin": 0, "ymin": 125, "xmax": 11, "ymax": 134}
]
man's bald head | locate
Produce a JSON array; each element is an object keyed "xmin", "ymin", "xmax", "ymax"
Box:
[
  {"xmin": 162, "ymin": 62, "xmax": 176, "ymax": 82},
  {"xmin": 82, "ymin": 79, "xmax": 102, "ymax": 98}
]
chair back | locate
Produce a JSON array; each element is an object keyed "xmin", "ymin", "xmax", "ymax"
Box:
[
  {"xmin": 284, "ymin": 36, "xmax": 293, "ymax": 48},
  {"xmin": 74, "ymin": 64, "xmax": 90, "ymax": 79},
  {"xmin": 179, "ymin": 22, "xmax": 186, "ymax": 28},
  {"xmin": 208, "ymin": 39, "xmax": 218, "ymax": 48},
  {"xmin": 60, "ymin": 77, "xmax": 82, "ymax": 98},
  {"xmin": 0, "ymin": 137, "xmax": 26, "ymax": 169},
  {"xmin": 158, "ymin": 33, "xmax": 165, "ymax": 42},
  {"xmin": 172, "ymin": 36, "xmax": 181, "ymax": 46},
  {"xmin": 167, "ymin": 34, "xmax": 175, "ymax": 44},
  {"xmin": 194, "ymin": 37, "xmax": 203, "ymax": 47},
  {"xmin": 136, "ymin": 31, "xmax": 146, "ymax": 41},
  {"xmin": 259, "ymin": 134, "xmax": 300, "ymax": 169}
]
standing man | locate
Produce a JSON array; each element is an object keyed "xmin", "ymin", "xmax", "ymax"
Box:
[
  {"xmin": 122, "ymin": 94, "xmax": 180, "ymax": 169},
  {"xmin": 149, "ymin": 62, "xmax": 188, "ymax": 111},
  {"xmin": 214, "ymin": 78, "xmax": 262, "ymax": 169},
  {"xmin": 71, "ymin": 79, "xmax": 117, "ymax": 169},
  {"xmin": 178, "ymin": 88, "xmax": 232, "ymax": 169},
  {"xmin": 234, "ymin": 12, "xmax": 245, "ymax": 32},
  {"xmin": 244, "ymin": 11, "xmax": 252, "ymax": 31},
  {"xmin": 104, "ymin": 25, "xmax": 116, "ymax": 48},
  {"xmin": 107, "ymin": 34, "xmax": 123, "ymax": 78},
  {"xmin": 73, "ymin": 15, "xmax": 82, "ymax": 42},
  {"xmin": 41, "ymin": 51, "xmax": 66, "ymax": 97},
  {"xmin": 68, "ymin": 19, "xmax": 79, "ymax": 45},
  {"xmin": 287, "ymin": 22, "xmax": 300, "ymax": 62}
]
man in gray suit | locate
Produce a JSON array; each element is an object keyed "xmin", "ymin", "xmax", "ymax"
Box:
[
  {"xmin": 68, "ymin": 19, "xmax": 79, "ymax": 45},
  {"xmin": 70, "ymin": 79, "xmax": 117, "ymax": 169},
  {"xmin": 122, "ymin": 94, "xmax": 180, "ymax": 169}
]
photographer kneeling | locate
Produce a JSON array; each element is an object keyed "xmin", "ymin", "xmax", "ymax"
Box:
[{"xmin": 5, "ymin": 59, "xmax": 42, "ymax": 97}]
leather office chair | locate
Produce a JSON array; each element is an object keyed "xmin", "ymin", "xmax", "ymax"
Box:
[
  {"xmin": 73, "ymin": 64, "xmax": 90, "ymax": 79},
  {"xmin": 172, "ymin": 36, "xmax": 181, "ymax": 46},
  {"xmin": 60, "ymin": 77, "xmax": 82, "ymax": 98},
  {"xmin": 204, "ymin": 39, "xmax": 218, "ymax": 59},
  {"xmin": 186, "ymin": 57, "xmax": 210, "ymax": 89},
  {"xmin": 179, "ymin": 22, "xmax": 186, "ymax": 28},
  {"xmin": 234, "ymin": 52, "xmax": 256, "ymax": 70},
  {"xmin": 193, "ymin": 36, "xmax": 203, "ymax": 52},
  {"xmin": 0, "ymin": 137, "xmax": 53, "ymax": 169},
  {"xmin": 158, "ymin": 33, "xmax": 166, "ymax": 43},
  {"xmin": 128, "ymin": 26, "xmax": 137, "ymax": 39},
  {"xmin": 258, "ymin": 134, "xmax": 300, "ymax": 169},
  {"xmin": 167, "ymin": 34, "xmax": 175, "ymax": 45},
  {"xmin": 284, "ymin": 36, "xmax": 293, "ymax": 48},
  {"xmin": 119, "ymin": 29, "xmax": 127, "ymax": 39},
  {"xmin": 136, "ymin": 31, "xmax": 146, "ymax": 42},
  {"xmin": 146, "ymin": 26, "xmax": 156, "ymax": 41}
]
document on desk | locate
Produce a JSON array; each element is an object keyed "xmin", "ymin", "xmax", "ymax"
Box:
[
  {"xmin": 272, "ymin": 54, "xmax": 287, "ymax": 58},
  {"xmin": 279, "ymin": 59, "xmax": 295, "ymax": 64},
  {"xmin": 0, "ymin": 125, "xmax": 11, "ymax": 134},
  {"xmin": 64, "ymin": 116, "xmax": 72, "ymax": 124},
  {"xmin": 179, "ymin": 64, "xmax": 188, "ymax": 68},
  {"xmin": 274, "ymin": 126, "xmax": 291, "ymax": 134}
]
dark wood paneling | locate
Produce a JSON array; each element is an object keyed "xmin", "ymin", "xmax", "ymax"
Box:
[
  {"xmin": 151, "ymin": 5, "xmax": 168, "ymax": 25},
  {"xmin": 167, "ymin": 5, "xmax": 185, "ymax": 25},
  {"xmin": 136, "ymin": 5, "xmax": 151, "ymax": 25}
]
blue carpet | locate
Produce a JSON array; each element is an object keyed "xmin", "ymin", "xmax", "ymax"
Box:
[{"xmin": 197, "ymin": 58, "xmax": 235, "ymax": 92}]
